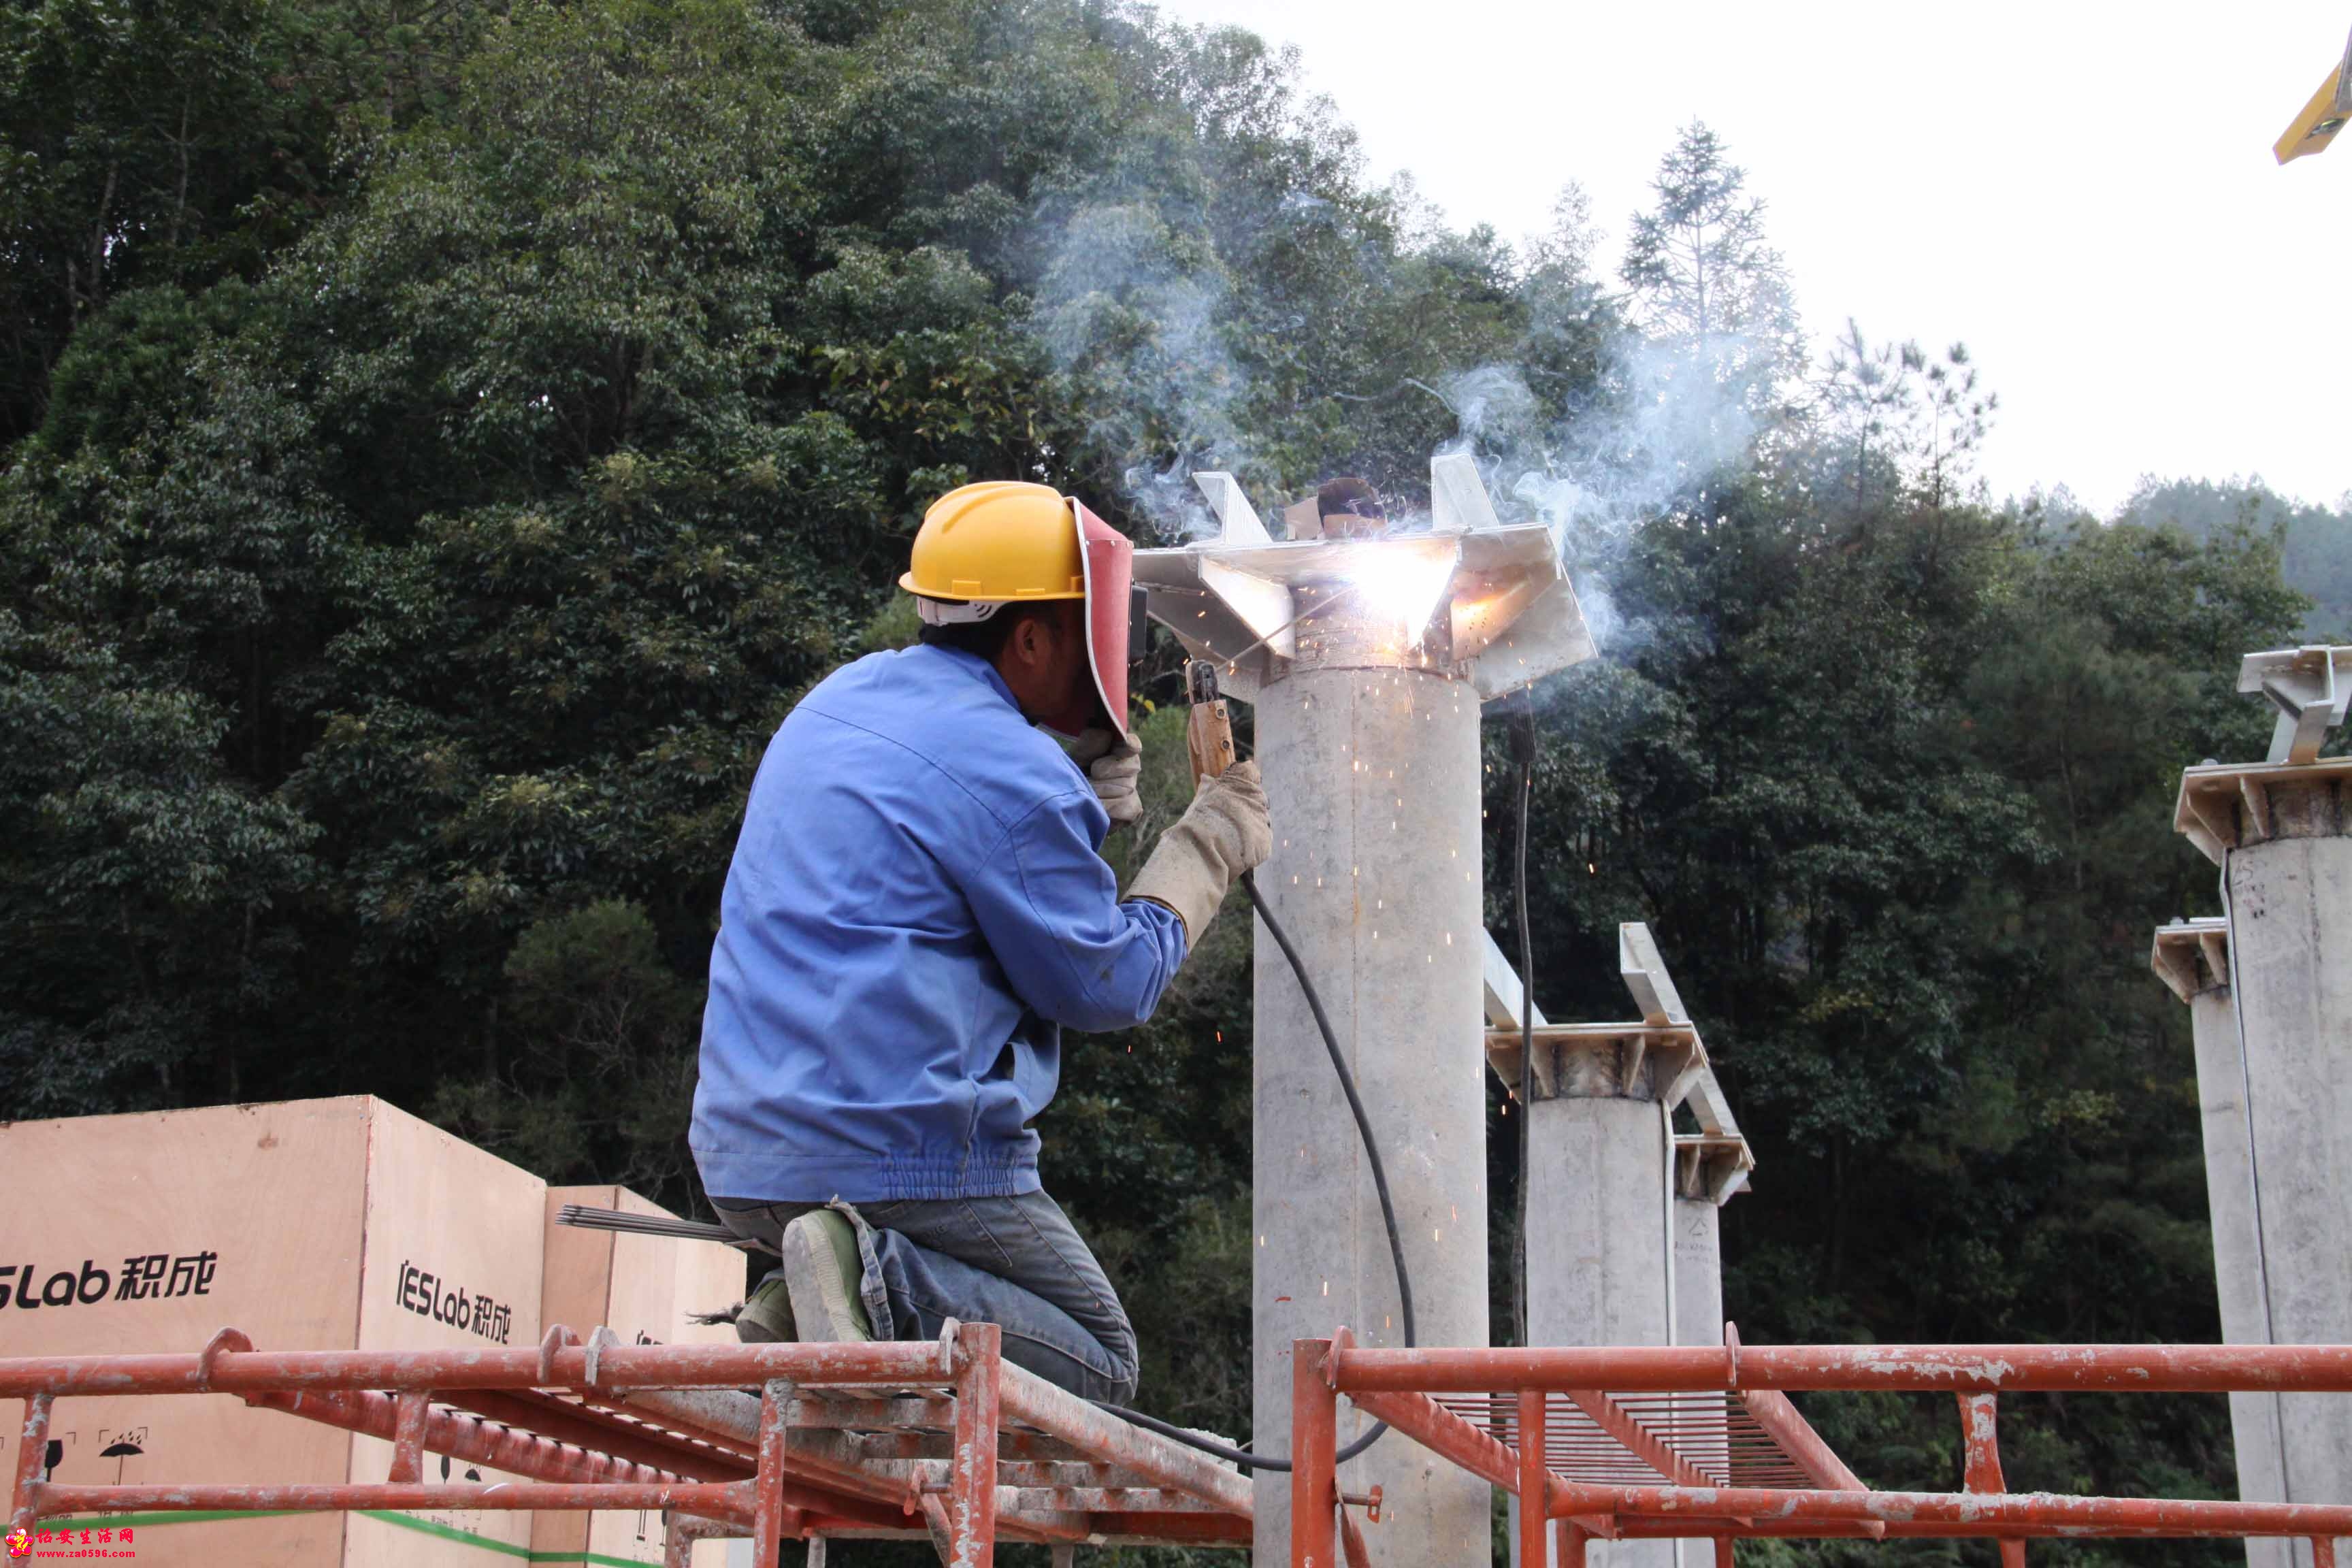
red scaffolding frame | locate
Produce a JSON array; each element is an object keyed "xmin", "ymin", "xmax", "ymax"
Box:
[
  {"xmin": 1, "ymin": 1322, "xmax": 1251, "ymax": 1565},
  {"xmin": 14, "ymin": 1326, "xmax": 2351, "ymax": 1565},
  {"xmin": 1290, "ymin": 1330, "xmax": 2352, "ymax": 1568}
]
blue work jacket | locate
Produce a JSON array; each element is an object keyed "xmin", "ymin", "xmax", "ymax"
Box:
[{"xmin": 691, "ymin": 642, "xmax": 1188, "ymax": 1203}]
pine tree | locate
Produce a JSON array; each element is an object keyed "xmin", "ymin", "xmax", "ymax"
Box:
[{"xmin": 1622, "ymin": 120, "xmax": 1801, "ymax": 397}]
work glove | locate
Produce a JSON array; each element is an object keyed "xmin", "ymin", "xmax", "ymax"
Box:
[
  {"xmin": 1072, "ymin": 728, "xmax": 1144, "ymax": 827},
  {"xmin": 1126, "ymin": 760, "xmax": 1273, "ymax": 946}
]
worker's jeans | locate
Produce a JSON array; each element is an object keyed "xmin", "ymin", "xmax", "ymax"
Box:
[{"xmin": 713, "ymin": 1190, "xmax": 1140, "ymax": 1405}]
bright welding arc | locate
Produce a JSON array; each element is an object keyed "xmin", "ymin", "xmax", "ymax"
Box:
[
  {"xmin": 1343, "ymin": 545, "xmax": 1457, "ymax": 637},
  {"xmin": 1207, "ymin": 543, "xmax": 1453, "ymax": 673}
]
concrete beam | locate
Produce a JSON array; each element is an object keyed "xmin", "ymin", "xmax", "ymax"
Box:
[
  {"xmin": 1484, "ymin": 930, "xmax": 1550, "ymax": 1029},
  {"xmin": 1618, "ymin": 924, "xmax": 1689, "ymax": 1026}
]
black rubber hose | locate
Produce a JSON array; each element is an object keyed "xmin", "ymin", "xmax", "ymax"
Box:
[{"xmin": 1093, "ymin": 870, "xmax": 1415, "ymax": 1473}]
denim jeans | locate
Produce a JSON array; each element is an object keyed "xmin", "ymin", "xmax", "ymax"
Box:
[{"xmin": 713, "ymin": 1190, "xmax": 1140, "ymax": 1405}]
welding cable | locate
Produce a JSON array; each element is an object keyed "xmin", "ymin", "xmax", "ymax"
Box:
[{"xmin": 1092, "ymin": 871, "xmax": 1415, "ymax": 1473}]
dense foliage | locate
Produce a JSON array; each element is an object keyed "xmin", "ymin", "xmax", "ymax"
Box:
[{"xmin": 2, "ymin": 0, "xmax": 2337, "ymax": 1561}]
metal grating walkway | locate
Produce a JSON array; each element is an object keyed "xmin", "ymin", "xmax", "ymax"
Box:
[{"xmin": 1434, "ymin": 1390, "xmax": 1816, "ymax": 1486}]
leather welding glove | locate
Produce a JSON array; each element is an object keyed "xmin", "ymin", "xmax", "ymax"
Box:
[
  {"xmin": 1126, "ymin": 760, "xmax": 1272, "ymax": 946},
  {"xmin": 1072, "ymin": 728, "xmax": 1144, "ymax": 827}
]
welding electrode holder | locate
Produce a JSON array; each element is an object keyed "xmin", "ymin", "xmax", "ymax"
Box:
[{"xmin": 1186, "ymin": 659, "xmax": 1237, "ymax": 787}]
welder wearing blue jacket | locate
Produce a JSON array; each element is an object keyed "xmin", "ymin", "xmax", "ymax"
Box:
[{"xmin": 690, "ymin": 481, "xmax": 1271, "ymax": 1403}]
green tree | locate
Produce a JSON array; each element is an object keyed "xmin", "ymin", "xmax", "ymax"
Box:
[
  {"xmin": 434, "ymin": 898, "xmax": 702, "ymax": 1194},
  {"xmin": 0, "ymin": 0, "xmax": 494, "ymax": 443},
  {"xmin": 2120, "ymin": 476, "xmax": 2352, "ymax": 642},
  {"xmin": 1622, "ymin": 120, "xmax": 1802, "ymax": 398}
]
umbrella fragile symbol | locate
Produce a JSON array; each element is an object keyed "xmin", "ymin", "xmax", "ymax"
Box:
[{"xmin": 101, "ymin": 1440, "xmax": 142, "ymax": 1482}]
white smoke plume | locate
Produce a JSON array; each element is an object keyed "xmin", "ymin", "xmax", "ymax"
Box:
[
  {"xmin": 1439, "ymin": 334, "xmax": 1768, "ymax": 657},
  {"xmin": 1028, "ymin": 195, "xmax": 1256, "ymax": 543}
]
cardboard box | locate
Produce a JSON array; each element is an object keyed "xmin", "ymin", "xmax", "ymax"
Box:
[
  {"xmin": 0, "ymin": 1096, "xmax": 546, "ymax": 1566},
  {"xmin": 530, "ymin": 1186, "xmax": 748, "ymax": 1567}
]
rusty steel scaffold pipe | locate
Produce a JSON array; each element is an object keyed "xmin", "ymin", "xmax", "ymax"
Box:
[
  {"xmin": 1284, "ymin": 1335, "xmax": 2352, "ymax": 1568},
  {"xmin": 0, "ymin": 1324, "xmax": 1251, "ymax": 1559},
  {"xmin": 1326, "ymin": 1341, "xmax": 2352, "ymax": 1394}
]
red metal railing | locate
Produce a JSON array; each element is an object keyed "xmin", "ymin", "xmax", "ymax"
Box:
[
  {"xmin": 0, "ymin": 1322, "xmax": 1252, "ymax": 1565},
  {"xmin": 20, "ymin": 1325, "xmax": 2346, "ymax": 1563},
  {"xmin": 1290, "ymin": 1328, "xmax": 2352, "ymax": 1568}
]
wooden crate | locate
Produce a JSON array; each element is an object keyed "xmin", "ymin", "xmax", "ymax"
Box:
[
  {"xmin": 530, "ymin": 1186, "xmax": 748, "ymax": 1567},
  {"xmin": 0, "ymin": 1096, "xmax": 546, "ymax": 1567}
]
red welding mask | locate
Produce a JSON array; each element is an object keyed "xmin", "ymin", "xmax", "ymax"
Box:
[{"xmin": 1072, "ymin": 497, "xmax": 1134, "ymax": 729}]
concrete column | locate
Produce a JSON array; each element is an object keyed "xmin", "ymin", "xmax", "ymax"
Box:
[
  {"xmin": 2176, "ymin": 759, "xmax": 2352, "ymax": 1568},
  {"xmin": 1490, "ymin": 925, "xmax": 1752, "ymax": 1568},
  {"xmin": 1521, "ymin": 1043, "xmax": 1677, "ymax": 1568},
  {"xmin": 2228, "ymin": 823, "xmax": 2352, "ymax": 1536},
  {"xmin": 1253, "ymin": 637, "xmax": 1489, "ymax": 1565},
  {"xmin": 2154, "ymin": 919, "xmax": 2289, "ymax": 1568},
  {"xmin": 1669, "ymin": 1179, "xmax": 1728, "ymax": 1568},
  {"xmin": 1671, "ymin": 1192, "xmax": 1721, "ymax": 1360}
]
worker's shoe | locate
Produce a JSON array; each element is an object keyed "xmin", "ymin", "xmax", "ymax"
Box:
[
  {"xmin": 780, "ymin": 1210, "xmax": 872, "ymax": 1343},
  {"xmin": 732, "ymin": 1278, "xmax": 797, "ymax": 1344}
]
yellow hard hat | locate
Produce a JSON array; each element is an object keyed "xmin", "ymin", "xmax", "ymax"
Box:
[
  {"xmin": 901, "ymin": 480, "xmax": 1137, "ymax": 725},
  {"xmin": 900, "ymin": 481, "xmax": 1087, "ymax": 603}
]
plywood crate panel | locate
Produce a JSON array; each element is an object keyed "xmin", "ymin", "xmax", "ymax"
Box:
[
  {"xmin": 341, "ymin": 1101, "xmax": 546, "ymax": 1568},
  {"xmin": 0, "ymin": 1096, "xmax": 546, "ymax": 1567},
  {"xmin": 530, "ymin": 1186, "xmax": 747, "ymax": 1567}
]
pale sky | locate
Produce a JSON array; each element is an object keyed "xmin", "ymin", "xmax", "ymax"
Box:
[{"xmin": 1150, "ymin": 1, "xmax": 2352, "ymax": 517}]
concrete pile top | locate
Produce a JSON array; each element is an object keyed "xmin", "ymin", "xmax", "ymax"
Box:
[
  {"xmin": 1483, "ymin": 923, "xmax": 1754, "ymax": 1205},
  {"xmin": 2176, "ymin": 644, "xmax": 2352, "ymax": 864}
]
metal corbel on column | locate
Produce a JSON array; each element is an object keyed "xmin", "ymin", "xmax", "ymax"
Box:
[
  {"xmin": 2242, "ymin": 645, "xmax": 2352, "ymax": 765},
  {"xmin": 1133, "ymin": 458, "xmax": 1596, "ymax": 702},
  {"xmin": 1484, "ymin": 925, "xmax": 1753, "ymax": 1201},
  {"xmin": 2176, "ymin": 648, "xmax": 2352, "ymax": 863}
]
